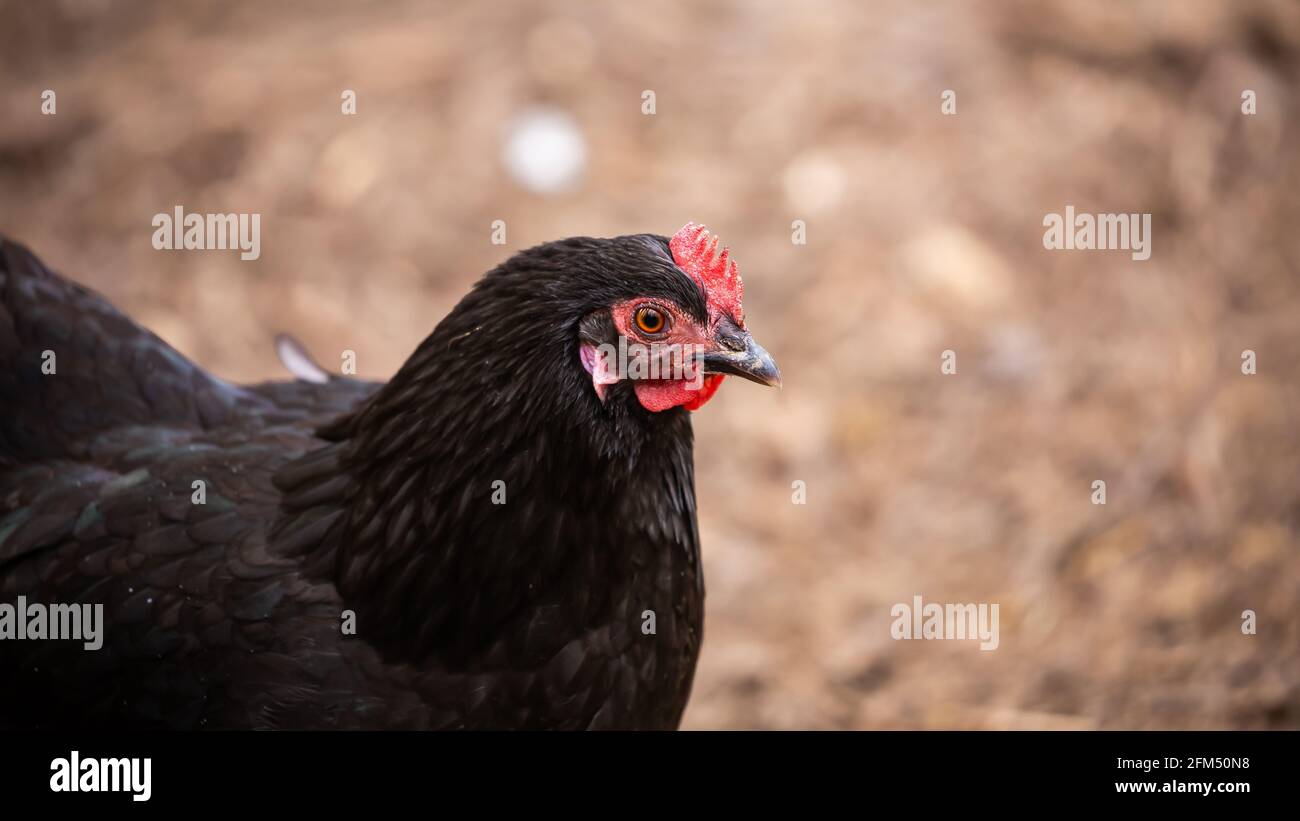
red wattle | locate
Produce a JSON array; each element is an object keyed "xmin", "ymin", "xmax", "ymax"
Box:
[{"xmin": 633, "ymin": 374, "xmax": 724, "ymax": 413}]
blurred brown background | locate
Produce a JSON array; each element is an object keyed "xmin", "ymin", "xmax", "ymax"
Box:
[{"xmin": 2, "ymin": 0, "xmax": 1298, "ymax": 728}]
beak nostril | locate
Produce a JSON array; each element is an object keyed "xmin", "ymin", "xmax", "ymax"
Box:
[{"xmin": 720, "ymin": 334, "xmax": 747, "ymax": 352}]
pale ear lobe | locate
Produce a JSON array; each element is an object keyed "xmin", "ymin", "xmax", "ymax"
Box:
[{"xmin": 580, "ymin": 342, "xmax": 620, "ymax": 402}]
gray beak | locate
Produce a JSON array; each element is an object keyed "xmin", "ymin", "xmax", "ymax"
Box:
[{"xmin": 700, "ymin": 323, "xmax": 782, "ymax": 388}]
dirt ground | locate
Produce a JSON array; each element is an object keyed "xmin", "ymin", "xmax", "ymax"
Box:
[{"xmin": 1, "ymin": 0, "xmax": 1298, "ymax": 728}]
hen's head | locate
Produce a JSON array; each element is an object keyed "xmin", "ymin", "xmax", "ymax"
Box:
[
  {"xmin": 353, "ymin": 224, "xmax": 780, "ymax": 457},
  {"xmin": 570, "ymin": 223, "xmax": 780, "ymax": 414}
]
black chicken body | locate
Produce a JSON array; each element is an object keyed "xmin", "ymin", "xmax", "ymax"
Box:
[{"xmin": 0, "ymin": 226, "xmax": 778, "ymax": 729}]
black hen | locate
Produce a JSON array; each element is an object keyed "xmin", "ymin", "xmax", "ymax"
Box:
[{"xmin": 0, "ymin": 225, "xmax": 779, "ymax": 729}]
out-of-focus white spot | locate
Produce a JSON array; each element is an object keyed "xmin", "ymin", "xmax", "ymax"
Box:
[
  {"xmin": 894, "ymin": 225, "xmax": 1013, "ymax": 312},
  {"xmin": 502, "ymin": 107, "xmax": 586, "ymax": 194},
  {"xmin": 317, "ymin": 129, "xmax": 380, "ymax": 207},
  {"xmin": 782, "ymin": 150, "xmax": 845, "ymax": 214},
  {"xmin": 985, "ymin": 323, "xmax": 1045, "ymax": 382}
]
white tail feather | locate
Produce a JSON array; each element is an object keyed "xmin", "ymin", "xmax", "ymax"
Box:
[{"xmin": 275, "ymin": 334, "xmax": 330, "ymax": 384}]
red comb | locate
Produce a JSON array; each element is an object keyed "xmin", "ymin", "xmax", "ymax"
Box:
[{"xmin": 669, "ymin": 222, "xmax": 744, "ymax": 323}]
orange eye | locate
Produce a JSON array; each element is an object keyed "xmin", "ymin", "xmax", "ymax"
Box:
[{"xmin": 634, "ymin": 306, "xmax": 667, "ymax": 335}]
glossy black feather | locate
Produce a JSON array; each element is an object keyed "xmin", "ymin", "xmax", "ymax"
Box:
[{"xmin": 0, "ymin": 233, "xmax": 705, "ymax": 729}]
